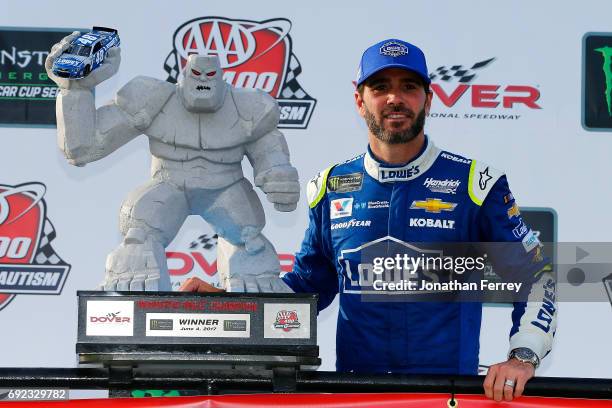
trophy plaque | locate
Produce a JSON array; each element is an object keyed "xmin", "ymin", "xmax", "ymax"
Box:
[{"xmin": 76, "ymin": 291, "xmax": 320, "ymax": 369}]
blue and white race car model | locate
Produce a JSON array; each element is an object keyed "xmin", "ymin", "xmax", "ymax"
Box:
[{"xmin": 52, "ymin": 27, "xmax": 120, "ymax": 79}]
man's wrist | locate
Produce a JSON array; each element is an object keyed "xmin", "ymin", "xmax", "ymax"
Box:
[{"xmin": 508, "ymin": 347, "xmax": 540, "ymax": 369}]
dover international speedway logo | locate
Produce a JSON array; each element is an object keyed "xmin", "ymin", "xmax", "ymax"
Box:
[
  {"xmin": 0, "ymin": 183, "xmax": 71, "ymax": 311},
  {"xmin": 164, "ymin": 17, "xmax": 316, "ymax": 129},
  {"xmin": 583, "ymin": 33, "xmax": 612, "ymax": 131},
  {"xmin": 427, "ymin": 57, "xmax": 541, "ymax": 121}
]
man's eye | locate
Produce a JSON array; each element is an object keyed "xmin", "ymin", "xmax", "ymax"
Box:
[
  {"xmin": 191, "ymin": 69, "xmax": 201, "ymax": 76},
  {"xmin": 206, "ymin": 71, "xmax": 216, "ymax": 77}
]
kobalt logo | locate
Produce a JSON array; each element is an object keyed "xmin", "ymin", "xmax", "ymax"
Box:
[
  {"xmin": 423, "ymin": 178, "xmax": 460, "ymax": 194},
  {"xmin": 164, "ymin": 17, "xmax": 316, "ymax": 129},
  {"xmin": 440, "ymin": 152, "xmax": 471, "ymax": 164},
  {"xmin": 410, "ymin": 218, "xmax": 455, "ymax": 229},
  {"xmin": 0, "ymin": 183, "xmax": 71, "ymax": 312},
  {"xmin": 428, "ymin": 58, "xmax": 541, "ymax": 121}
]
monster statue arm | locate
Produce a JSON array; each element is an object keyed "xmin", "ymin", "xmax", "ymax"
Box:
[
  {"xmin": 244, "ymin": 92, "xmax": 300, "ymax": 212},
  {"xmin": 47, "ymin": 33, "xmax": 174, "ymax": 166},
  {"xmin": 56, "ymin": 91, "xmax": 142, "ymax": 166}
]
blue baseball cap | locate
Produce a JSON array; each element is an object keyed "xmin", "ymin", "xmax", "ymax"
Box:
[{"xmin": 356, "ymin": 39, "xmax": 430, "ymax": 87}]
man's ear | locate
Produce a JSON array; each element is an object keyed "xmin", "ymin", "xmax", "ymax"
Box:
[
  {"xmin": 424, "ymin": 88, "xmax": 433, "ymax": 115},
  {"xmin": 355, "ymin": 89, "xmax": 366, "ymax": 118}
]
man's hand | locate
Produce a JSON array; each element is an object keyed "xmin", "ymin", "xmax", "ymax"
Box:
[
  {"xmin": 179, "ymin": 277, "xmax": 225, "ymax": 292},
  {"xmin": 483, "ymin": 358, "xmax": 535, "ymax": 402},
  {"xmin": 254, "ymin": 165, "xmax": 300, "ymax": 212}
]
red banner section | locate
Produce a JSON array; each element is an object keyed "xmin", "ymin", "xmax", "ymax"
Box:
[{"xmin": 1, "ymin": 393, "xmax": 611, "ymax": 407}]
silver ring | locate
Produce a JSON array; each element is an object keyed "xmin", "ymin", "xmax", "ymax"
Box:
[{"xmin": 504, "ymin": 379, "xmax": 516, "ymax": 388}]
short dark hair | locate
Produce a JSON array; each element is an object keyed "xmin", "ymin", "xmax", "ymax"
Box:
[{"xmin": 356, "ymin": 76, "xmax": 431, "ymax": 97}]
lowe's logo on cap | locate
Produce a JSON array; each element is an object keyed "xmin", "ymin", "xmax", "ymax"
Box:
[
  {"xmin": 356, "ymin": 38, "xmax": 430, "ymax": 87},
  {"xmin": 380, "ymin": 41, "xmax": 408, "ymax": 57}
]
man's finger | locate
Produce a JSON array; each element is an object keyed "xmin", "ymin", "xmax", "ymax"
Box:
[
  {"xmin": 503, "ymin": 376, "xmax": 516, "ymax": 402},
  {"xmin": 493, "ymin": 369, "xmax": 506, "ymax": 402},
  {"xmin": 514, "ymin": 375, "xmax": 528, "ymax": 399},
  {"xmin": 483, "ymin": 365, "xmax": 496, "ymax": 400},
  {"xmin": 179, "ymin": 277, "xmax": 224, "ymax": 292}
]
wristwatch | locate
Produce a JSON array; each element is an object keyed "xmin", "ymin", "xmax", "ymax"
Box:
[{"xmin": 508, "ymin": 347, "xmax": 540, "ymax": 369}]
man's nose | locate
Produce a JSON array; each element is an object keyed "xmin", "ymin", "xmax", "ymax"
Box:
[{"xmin": 386, "ymin": 91, "xmax": 403, "ymax": 105}]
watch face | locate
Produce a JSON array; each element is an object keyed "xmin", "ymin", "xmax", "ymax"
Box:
[{"xmin": 515, "ymin": 348, "xmax": 535, "ymax": 359}]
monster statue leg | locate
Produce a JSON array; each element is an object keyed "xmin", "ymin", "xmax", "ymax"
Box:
[
  {"xmin": 195, "ymin": 178, "xmax": 291, "ymax": 293},
  {"xmin": 102, "ymin": 180, "xmax": 189, "ymax": 291}
]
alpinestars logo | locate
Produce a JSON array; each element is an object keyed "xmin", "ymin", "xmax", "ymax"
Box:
[
  {"xmin": 582, "ymin": 33, "xmax": 612, "ymax": 130},
  {"xmin": 273, "ymin": 310, "xmax": 300, "ymax": 331},
  {"xmin": 0, "ymin": 183, "xmax": 71, "ymax": 312},
  {"xmin": 164, "ymin": 17, "xmax": 316, "ymax": 129},
  {"xmin": 428, "ymin": 58, "xmax": 541, "ymax": 121}
]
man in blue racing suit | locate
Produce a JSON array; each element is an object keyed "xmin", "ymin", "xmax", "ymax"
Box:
[
  {"xmin": 282, "ymin": 39, "xmax": 556, "ymax": 402},
  {"xmin": 181, "ymin": 39, "xmax": 557, "ymax": 402}
]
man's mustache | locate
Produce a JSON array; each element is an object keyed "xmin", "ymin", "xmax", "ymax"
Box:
[{"xmin": 382, "ymin": 106, "xmax": 415, "ymax": 118}]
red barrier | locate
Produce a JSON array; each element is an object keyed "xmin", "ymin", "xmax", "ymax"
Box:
[{"xmin": 1, "ymin": 393, "xmax": 611, "ymax": 407}]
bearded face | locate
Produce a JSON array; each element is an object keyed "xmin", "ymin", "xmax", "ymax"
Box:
[
  {"xmin": 178, "ymin": 55, "xmax": 226, "ymax": 113},
  {"xmin": 364, "ymin": 103, "xmax": 426, "ymax": 145}
]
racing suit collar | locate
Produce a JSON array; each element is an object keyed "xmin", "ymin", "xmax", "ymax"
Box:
[{"xmin": 364, "ymin": 136, "xmax": 440, "ymax": 183}]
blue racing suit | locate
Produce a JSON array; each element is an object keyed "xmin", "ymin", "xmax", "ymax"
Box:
[{"xmin": 282, "ymin": 137, "xmax": 556, "ymax": 374}]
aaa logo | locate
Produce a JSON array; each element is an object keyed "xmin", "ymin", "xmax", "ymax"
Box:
[{"xmin": 164, "ymin": 17, "xmax": 316, "ymax": 129}]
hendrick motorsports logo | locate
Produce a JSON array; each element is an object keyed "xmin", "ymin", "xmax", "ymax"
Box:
[
  {"xmin": 0, "ymin": 183, "xmax": 71, "ymax": 312},
  {"xmin": 582, "ymin": 33, "xmax": 612, "ymax": 130},
  {"xmin": 164, "ymin": 17, "xmax": 316, "ymax": 129},
  {"xmin": 427, "ymin": 58, "xmax": 541, "ymax": 121},
  {"xmin": 273, "ymin": 310, "xmax": 300, "ymax": 331}
]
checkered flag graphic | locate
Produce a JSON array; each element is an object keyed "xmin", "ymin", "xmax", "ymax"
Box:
[
  {"xmin": 164, "ymin": 51, "xmax": 181, "ymax": 83},
  {"xmin": 190, "ymin": 234, "xmax": 218, "ymax": 250},
  {"xmin": 428, "ymin": 58, "xmax": 495, "ymax": 83},
  {"xmin": 34, "ymin": 220, "xmax": 66, "ymax": 265},
  {"xmin": 281, "ymin": 55, "xmax": 311, "ymax": 99}
]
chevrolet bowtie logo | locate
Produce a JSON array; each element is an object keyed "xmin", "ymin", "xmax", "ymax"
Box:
[{"xmin": 410, "ymin": 198, "xmax": 457, "ymax": 213}]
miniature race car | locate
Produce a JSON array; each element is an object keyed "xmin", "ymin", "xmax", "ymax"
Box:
[{"xmin": 51, "ymin": 27, "xmax": 120, "ymax": 79}]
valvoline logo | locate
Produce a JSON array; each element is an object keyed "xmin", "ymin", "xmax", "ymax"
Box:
[
  {"xmin": 164, "ymin": 16, "xmax": 316, "ymax": 129},
  {"xmin": 0, "ymin": 182, "xmax": 71, "ymax": 312},
  {"xmin": 330, "ymin": 198, "xmax": 353, "ymax": 219}
]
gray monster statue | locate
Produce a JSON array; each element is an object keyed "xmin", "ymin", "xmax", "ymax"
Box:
[{"xmin": 45, "ymin": 32, "xmax": 297, "ymax": 293}]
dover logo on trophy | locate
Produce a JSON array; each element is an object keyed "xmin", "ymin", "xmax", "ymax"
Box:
[
  {"xmin": 0, "ymin": 182, "xmax": 71, "ymax": 312},
  {"xmin": 164, "ymin": 17, "xmax": 317, "ymax": 129}
]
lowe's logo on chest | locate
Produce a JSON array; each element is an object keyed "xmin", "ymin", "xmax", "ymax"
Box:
[
  {"xmin": 330, "ymin": 198, "xmax": 353, "ymax": 219},
  {"xmin": 380, "ymin": 165, "xmax": 420, "ymax": 181}
]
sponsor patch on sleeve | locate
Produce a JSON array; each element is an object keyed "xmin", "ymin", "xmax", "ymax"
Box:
[
  {"xmin": 468, "ymin": 160, "xmax": 504, "ymax": 206},
  {"xmin": 306, "ymin": 167, "xmax": 332, "ymax": 208},
  {"xmin": 327, "ymin": 172, "xmax": 363, "ymax": 193}
]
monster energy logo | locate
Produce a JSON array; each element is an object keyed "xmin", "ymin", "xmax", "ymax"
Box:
[
  {"xmin": 327, "ymin": 173, "xmax": 363, "ymax": 193},
  {"xmin": 595, "ymin": 46, "xmax": 612, "ymax": 117}
]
